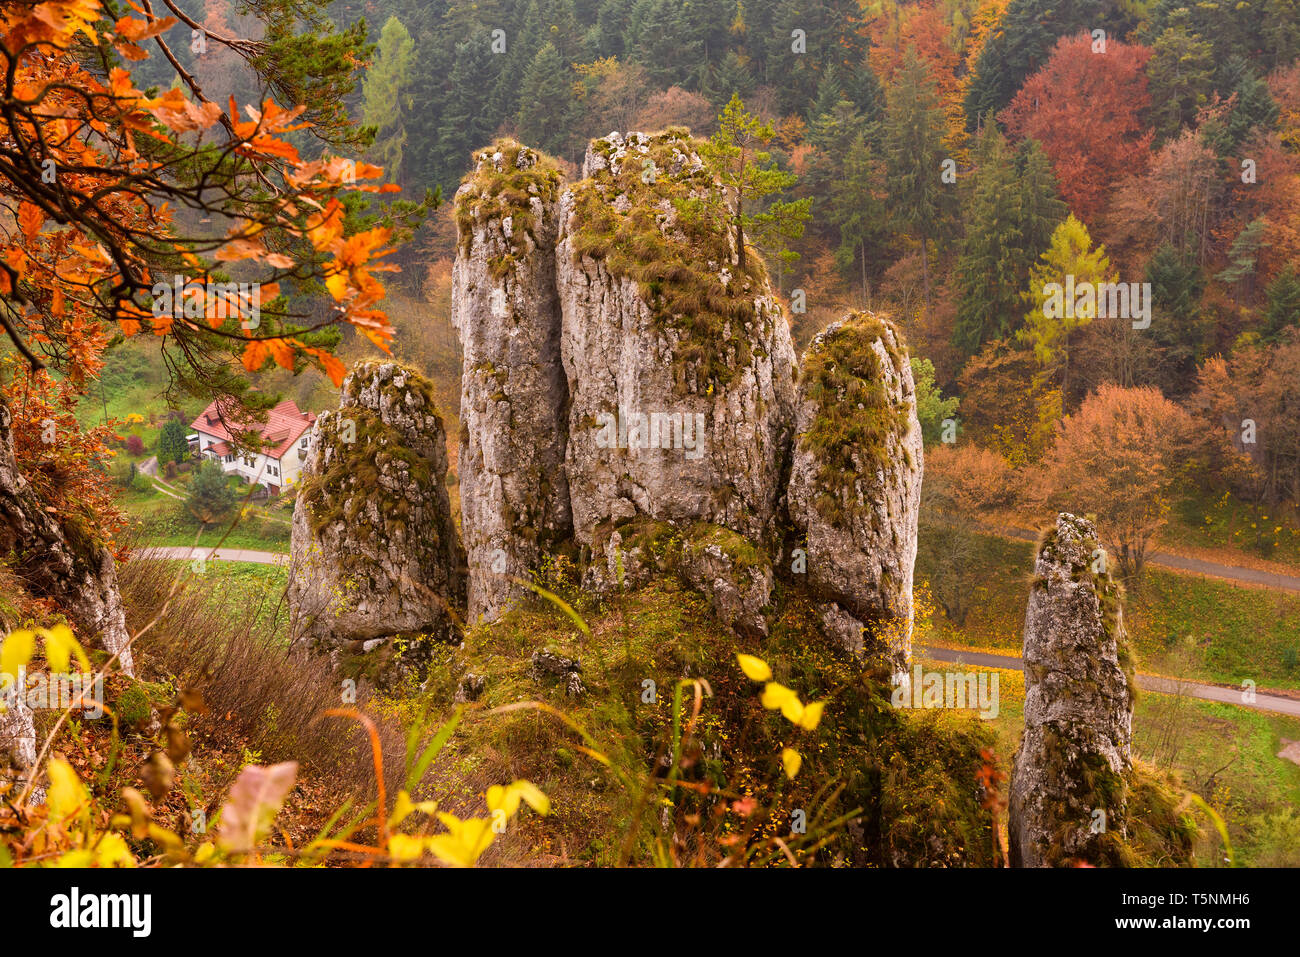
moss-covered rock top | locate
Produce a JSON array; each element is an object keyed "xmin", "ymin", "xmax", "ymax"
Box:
[
  {"xmin": 565, "ymin": 129, "xmax": 776, "ymax": 392},
  {"xmin": 454, "ymin": 138, "xmax": 564, "ymax": 267},
  {"xmin": 798, "ymin": 311, "xmax": 913, "ymax": 521}
]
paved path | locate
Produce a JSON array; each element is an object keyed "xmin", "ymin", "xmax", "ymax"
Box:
[
  {"xmin": 133, "ymin": 545, "xmax": 289, "ymax": 567},
  {"xmin": 985, "ymin": 524, "xmax": 1300, "ymax": 593},
  {"xmin": 919, "ymin": 644, "xmax": 1300, "ymax": 718}
]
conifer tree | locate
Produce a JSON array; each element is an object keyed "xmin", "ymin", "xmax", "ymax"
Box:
[
  {"xmin": 703, "ymin": 95, "xmax": 811, "ymax": 273},
  {"xmin": 884, "ymin": 48, "xmax": 957, "ymax": 313},
  {"xmin": 517, "ymin": 42, "xmax": 574, "ymax": 156},
  {"xmin": 361, "ymin": 16, "xmax": 416, "ymax": 186}
]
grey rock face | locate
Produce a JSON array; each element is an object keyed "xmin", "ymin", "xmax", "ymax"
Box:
[
  {"xmin": 288, "ymin": 361, "xmax": 465, "ymax": 670},
  {"xmin": 452, "ymin": 142, "xmax": 572, "ymax": 624},
  {"xmin": 531, "ymin": 650, "xmax": 585, "ymax": 697},
  {"xmin": 555, "ymin": 130, "xmax": 797, "ymax": 548},
  {"xmin": 786, "ymin": 313, "xmax": 923, "ymax": 676},
  {"xmin": 0, "ymin": 398, "xmax": 134, "ymax": 676},
  {"xmin": 0, "ymin": 693, "xmax": 37, "ymax": 802},
  {"xmin": 1008, "ymin": 513, "xmax": 1134, "ymax": 868}
]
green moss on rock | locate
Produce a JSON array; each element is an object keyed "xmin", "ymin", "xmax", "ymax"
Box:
[
  {"xmin": 799, "ymin": 312, "xmax": 911, "ymax": 522},
  {"xmin": 455, "ymin": 139, "xmax": 564, "ymax": 273},
  {"xmin": 567, "ymin": 130, "xmax": 773, "ymax": 393}
]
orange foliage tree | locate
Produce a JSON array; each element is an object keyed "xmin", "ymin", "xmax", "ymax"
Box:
[
  {"xmin": 1001, "ymin": 32, "xmax": 1153, "ymax": 224},
  {"xmin": 1033, "ymin": 384, "xmax": 1196, "ymax": 578},
  {"xmin": 0, "ymin": 0, "xmax": 408, "ymax": 542}
]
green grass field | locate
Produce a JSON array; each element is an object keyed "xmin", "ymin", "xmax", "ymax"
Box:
[
  {"xmin": 1162, "ymin": 484, "xmax": 1300, "ymax": 571},
  {"xmin": 120, "ymin": 485, "xmax": 291, "ymax": 552},
  {"xmin": 920, "ymin": 530, "xmax": 1300, "ymax": 691}
]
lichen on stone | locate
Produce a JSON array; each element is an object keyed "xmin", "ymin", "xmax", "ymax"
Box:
[
  {"xmin": 564, "ymin": 129, "xmax": 770, "ymax": 393},
  {"xmin": 454, "ymin": 138, "xmax": 564, "ymax": 272}
]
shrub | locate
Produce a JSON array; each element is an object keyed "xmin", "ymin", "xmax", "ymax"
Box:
[{"xmin": 125, "ymin": 434, "xmax": 145, "ymax": 455}]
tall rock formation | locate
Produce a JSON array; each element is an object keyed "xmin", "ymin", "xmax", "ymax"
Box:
[
  {"xmin": 1009, "ymin": 512, "xmax": 1135, "ymax": 867},
  {"xmin": 0, "ymin": 398, "xmax": 134, "ymax": 676},
  {"xmin": 288, "ymin": 362, "xmax": 465, "ymax": 675},
  {"xmin": 787, "ymin": 313, "xmax": 922, "ymax": 676},
  {"xmin": 452, "ymin": 141, "xmax": 572, "ymax": 623},
  {"xmin": 556, "ymin": 130, "xmax": 798, "ymax": 551},
  {"xmin": 0, "ymin": 692, "xmax": 36, "ymax": 803}
]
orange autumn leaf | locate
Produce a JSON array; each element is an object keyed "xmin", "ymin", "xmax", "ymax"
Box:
[
  {"xmin": 303, "ymin": 347, "xmax": 347, "ymax": 387},
  {"xmin": 18, "ymin": 202, "xmax": 44, "ymax": 240},
  {"xmin": 241, "ymin": 339, "xmax": 268, "ymax": 373}
]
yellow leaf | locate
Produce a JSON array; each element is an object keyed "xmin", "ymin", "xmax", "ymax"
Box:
[
  {"xmin": 782, "ymin": 747, "xmax": 802, "ymax": 780},
  {"xmin": 760, "ymin": 681, "xmax": 796, "ymax": 711},
  {"xmin": 512, "ymin": 780, "xmax": 550, "ymax": 816},
  {"xmin": 487, "ymin": 780, "xmax": 550, "ymax": 819},
  {"xmin": 93, "ymin": 832, "xmax": 136, "ymax": 867},
  {"xmin": 427, "ymin": 813, "xmax": 495, "ymax": 868},
  {"xmin": 324, "ymin": 271, "xmax": 349, "ymax": 302},
  {"xmin": 40, "ymin": 625, "xmax": 89, "ymax": 674},
  {"xmin": 194, "ymin": 842, "xmax": 216, "ymax": 864},
  {"xmin": 797, "ymin": 700, "xmax": 825, "ymax": 731},
  {"xmin": 485, "ymin": 784, "xmax": 518, "ymax": 817},
  {"xmin": 780, "ymin": 696, "xmax": 805, "ymax": 724},
  {"xmin": 0, "ymin": 629, "xmax": 35, "ymax": 683},
  {"xmin": 388, "ymin": 790, "xmax": 415, "ymax": 829},
  {"xmin": 737, "ymin": 654, "xmax": 771, "ymax": 682},
  {"xmin": 47, "ymin": 758, "xmax": 89, "ymax": 824},
  {"xmin": 54, "ymin": 850, "xmax": 95, "ymax": 867},
  {"xmin": 387, "ymin": 833, "xmax": 426, "ymax": 863}
]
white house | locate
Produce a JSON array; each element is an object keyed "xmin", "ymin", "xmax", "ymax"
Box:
[{"xmin": 190, "ymin": 398, "xmax": 316, "ymax": 494}]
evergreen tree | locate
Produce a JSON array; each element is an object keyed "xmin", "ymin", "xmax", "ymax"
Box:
[
  {"xmin": 1264, "ymin": 264, "xmax": 1300, "ymax": 340},
  {"xmin": 1015, "ymin": 139, "xmax": 1067, "ymax": 265},
  {"xmin": 431, "ymin": 29, "xmax": 502, "ymax": 189},
  {"xmin": 625, "ymin": 0, "xmax": 703, "ymax": 89},
  {"xmin": 884, "ymin": 48, "xmax": 957, "ymax": 312},
  {"xmin": 702, "ymin": 49, "xmax": 757, "ymax": 107},
  {"xmin": 702, "ymin": 95, "xmax": 811, "ymax": 273},
  {"xmin": 953, "ymin": 125, "xmax": 1025, "ymax": 355},
  {"xmin": 157, "ymin": 418, "xmax": 191, "ymax": 466},
  {"xmin": 517, "ymin": 42, "xmax": 574, "ymax": 157},
  {"xmin": 1146, "ymin": 12, "xmax": 1215, "ymax": 143},
  {"xmin": 828, "ymin": 130, "xmax": 886, "ymax": 300},
  {"xmin": 962, "ymin": 0, "xmax": 1105, "ymax": 131},
  {"xmin": 1205, "ymin": 56, "xmax": 1280, "ymax": 152},
  {"xmin": 1144, "ymin": 242, "xmax": 1206, "ymax": 397},
  {"xmin": 187, "ymin": 460, "xmax": 237, "ymax": 526},
  {"xmin": 361, "ymin": 16, "xmax": 416, "ymax": 185}
]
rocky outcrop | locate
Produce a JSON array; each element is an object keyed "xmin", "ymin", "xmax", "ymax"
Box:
[
  {"xmin": 0, "ymin": 398, "xmax": 134, "ymax": 676},
  {"xmin": 1008, "ymin": 513, "xmax": 1134, "ymax": 868},
  {"xmin": 452, "ymin": 141, "xmax": 572, "ymax": 623},
  {"xmin": 556, "ymin": 130, "xmax": 797, "ymax": 549},
  {"xmin": 288, "ymin": 362, "xmax": 465, "ymax": 675},
  {"xmin": 786, "ymin": 313, "xmax": 922, "ymax": 676},
  {"xmin": 443, "ymin": 133, "xmax": 924, "ymax": 660},
  {"xmin": 0, "ymin": 693, "xmax": 37, "ymax": 802}
]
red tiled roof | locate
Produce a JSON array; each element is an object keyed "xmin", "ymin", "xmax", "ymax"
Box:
[
  {"xmin": 190, "ymin": 398, "xmax": 316, "ymax": 460},
  {"xmin": 206, "ymin": 440, "xmax": 231, "ymax": 456}
]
